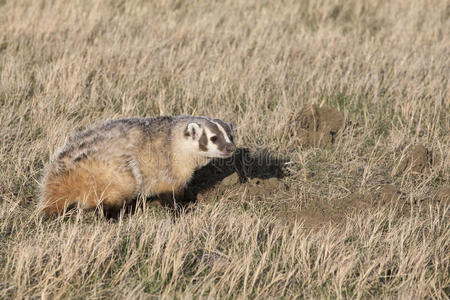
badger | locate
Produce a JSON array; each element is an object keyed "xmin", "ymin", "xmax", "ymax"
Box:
[{"xmin": 39, "ymin": 115, "xmax": 236, "ymax": 216}]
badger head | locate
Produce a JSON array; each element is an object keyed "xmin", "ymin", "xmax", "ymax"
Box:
[{"xmin": 184, "ymin": 118, "xmax": 236, "ymax": 159}]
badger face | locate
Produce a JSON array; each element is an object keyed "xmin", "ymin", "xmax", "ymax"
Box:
[{"xmin": 185, "ymin": 118, "xmax": 236, "ymax": 159}]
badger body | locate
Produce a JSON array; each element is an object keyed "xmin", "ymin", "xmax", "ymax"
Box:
[{"xmin": 40, "ymin": 115, "xmax": 236, "ymax": 216}]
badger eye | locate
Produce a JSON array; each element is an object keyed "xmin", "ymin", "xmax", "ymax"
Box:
[
  {"xmin": 230, "ymin": 136, "xmax": 234, "ymax": 142},
  {"xmin": 210, "ymin": 136, "xmax": 218, "ymax": 143}
]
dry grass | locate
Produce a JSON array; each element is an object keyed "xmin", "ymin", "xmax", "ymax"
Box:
[{"xmin": 0, "ymin": 0, "xmax": 449, "ymax": 298}]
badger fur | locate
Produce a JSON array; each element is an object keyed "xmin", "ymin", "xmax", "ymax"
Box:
[{"xmin": 39, "ymin": 115, "xmax": 236, "ymax": 216}]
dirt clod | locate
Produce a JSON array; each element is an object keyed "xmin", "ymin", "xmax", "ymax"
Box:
[
  {"xmin": 373, "ymin": 185, "xmax": 404, "ymax": 204},
  {"xmin": 434, "ymin": 186, "xmax": 450, "ymax": 204},
  {"xmin": 285, "ymin": 105, "xmax": 345, "ymax": 148},
  {"xmin": 338, "ymin": 192, "xmax": 371, "ymax": 210},
  {"xmin": 392, "ymin": 144, "xmax": 433, "ymax": 176}
]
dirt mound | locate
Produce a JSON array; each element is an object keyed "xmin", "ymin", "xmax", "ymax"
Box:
[
  {"xmin": 284, "ymin": 105, "xmax": 345, "ymax": 148},
  {"xmin": 392, "ymin": 144, "xmax": 433, "ymax": 176}
]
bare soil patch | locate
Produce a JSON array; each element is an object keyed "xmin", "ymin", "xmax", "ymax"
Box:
[
  {"xmin": 278, "ymin": 185, "xmax": 406, "ymax": 227},
  {"xmin": 183, "ymin": 149, "xmax": 412, "ymax": 227},
  {"xmin": 337, "ymin": 184, "xmax": 404, "ymax": 209}
]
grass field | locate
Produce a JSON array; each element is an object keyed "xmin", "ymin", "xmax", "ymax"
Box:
[{"xmin": 0, "ymin": 0, "xmax": 449, "ymax": 298}]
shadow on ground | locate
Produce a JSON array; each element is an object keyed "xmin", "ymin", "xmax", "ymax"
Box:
[{"xmin": 189, "ymin": 147, "xmax": 287, "ymax": 192}]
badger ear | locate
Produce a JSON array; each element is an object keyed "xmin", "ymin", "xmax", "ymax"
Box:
[{"xmin": 185, "ymin": 123, "xmax": 201, "ymax": 140}]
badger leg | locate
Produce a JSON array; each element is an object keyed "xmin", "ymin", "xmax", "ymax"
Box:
[{"xmin": 40, "ymin": 158, "xmax": 138, "ymax": 216}]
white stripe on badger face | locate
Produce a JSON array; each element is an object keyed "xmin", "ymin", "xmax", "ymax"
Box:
[
  {"xmin": 210, "ymin": 121, "xmax": 231, "ymax": 143},
  {"xmin": 203, "ymin": 126, "xmax": 215, "ymax": 144}
]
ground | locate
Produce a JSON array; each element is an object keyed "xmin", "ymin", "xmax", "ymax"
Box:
[{"xmin": 0, "ymin": 0, "xmax": 449, "ymax": 298}]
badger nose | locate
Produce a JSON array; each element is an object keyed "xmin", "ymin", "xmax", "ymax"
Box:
[{"xmin": 225, "ymin": 144, "xmax": 236, "ymax": 153}]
